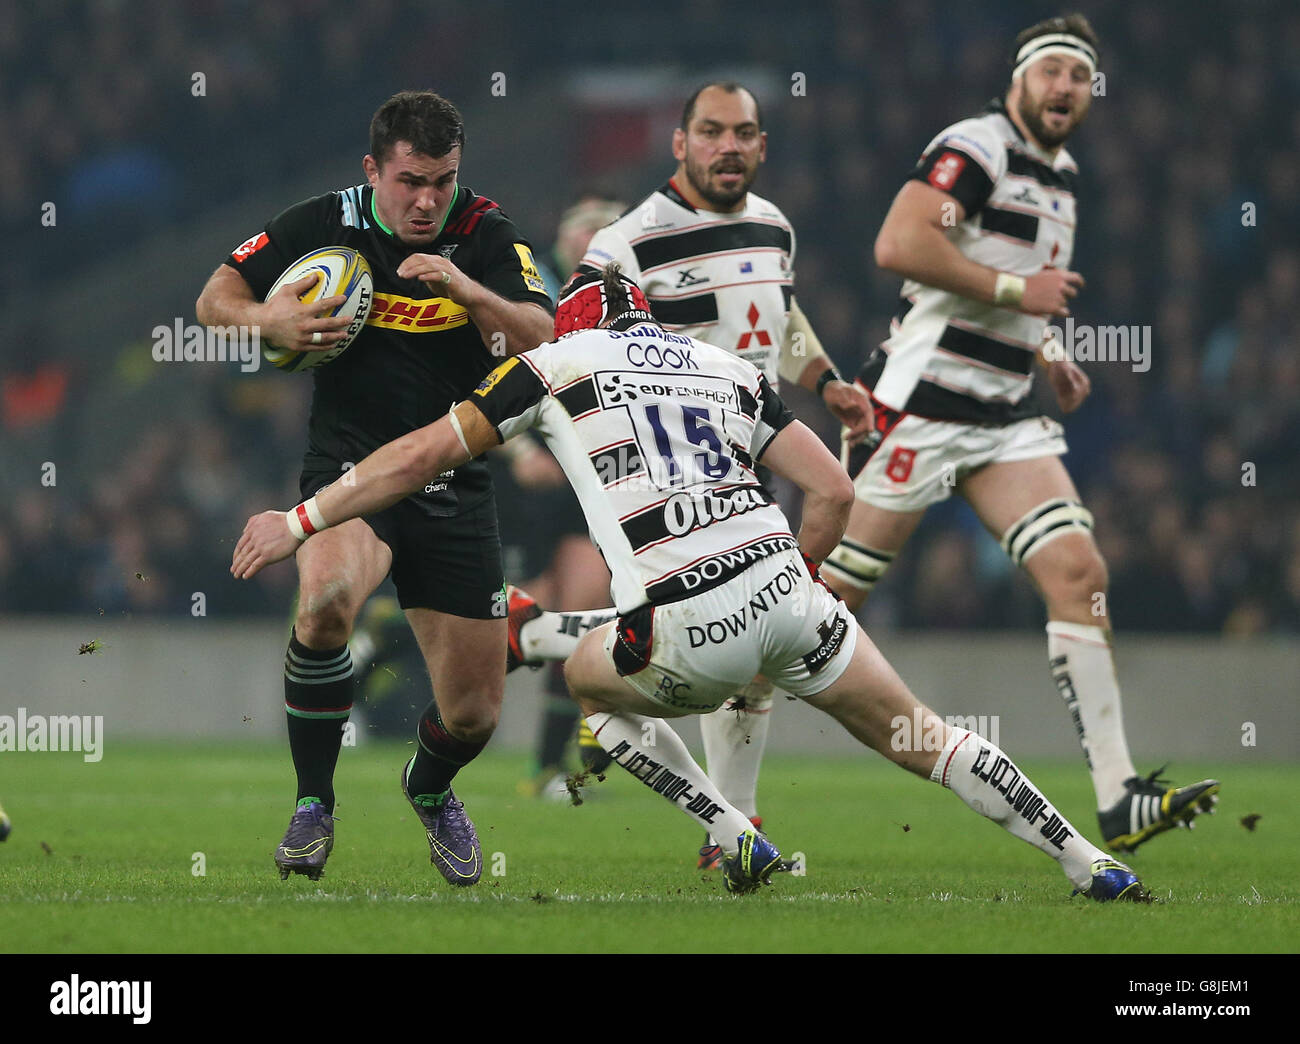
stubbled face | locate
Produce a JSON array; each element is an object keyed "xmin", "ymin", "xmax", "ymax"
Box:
[
  {"xmin": 364, "ymin": 142, "xmax": 460, "ymax": 244},
  {"xmin": 1013, "ymin": 53, "xmax": 1093, "ymax": 149},
  {"xmin": 673, "ymin": 87, "xmax": 766, "ymax": 211}
]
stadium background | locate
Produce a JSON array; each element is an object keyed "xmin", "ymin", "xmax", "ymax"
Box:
[{"xmin": 0, "ymin": 0, "xmax": 1296, "ymax": 760}]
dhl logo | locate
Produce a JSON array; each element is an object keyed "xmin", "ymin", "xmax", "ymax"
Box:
[{"xmin": 366, "ymin": 293, "xmax": 470, "ymax": 332}]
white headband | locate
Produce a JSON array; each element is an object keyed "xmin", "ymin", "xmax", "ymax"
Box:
[{"xmin": 1012, "ymin": 32, "xmax": 1097, "ymax": 81}]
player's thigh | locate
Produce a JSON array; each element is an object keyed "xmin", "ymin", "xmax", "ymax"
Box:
[
  {"xmin": 959, "ymin": 451, "xmax": 1081, "ymax": 537},
  {"xmin": 958, "ymin": 452, "xmax": 1105, "ymax": 599},
  {"xmin": 798, "ymin": 624, "xmax": 946, "ymax": 777},
  {"xmin": 294, "ymin": 518, "xmax": 392, "ymax": 626},
  {"xmin": 564, "ymin": 623, "xmax": 690, "ymax": 719},
  {"xmin": 843, "ymin": 496, "xmax": 927, "ymax": 556},
  {"xmin": 405, "ymin": 607, "xmax": 506, "ymax": 736}
]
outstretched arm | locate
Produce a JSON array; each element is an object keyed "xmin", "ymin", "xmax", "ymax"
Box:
[{"xmin": 230, "ymin": 400, "xmax": 499, "ymax": 578}]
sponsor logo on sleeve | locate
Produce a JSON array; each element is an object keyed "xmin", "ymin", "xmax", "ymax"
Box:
[
  {"xmin": 514, "ymin": 243, "xmax": 547, "ymax": 293},
  {"xmin": 232, "ymin": 232, "xmax": 269, "ymax": 262},
  {"xmin": 474, "ymin": 356, "xmax": 519, "ymax": 396},
  {"xmin": 928, "ymin": 151, "xmax": 967, "ymax": 192}
]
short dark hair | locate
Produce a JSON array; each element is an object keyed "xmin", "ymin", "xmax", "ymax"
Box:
[
  {"xmin": 680, "ymin": 81, "xmax": 763, "ymax": 133},
  {"xmin": 1012, "ymin": 12, "xmax": 1101, "ymax": 70},
  {"xmin": 369, "ymin": 90, "xmax": 465, "ymax": 167}
]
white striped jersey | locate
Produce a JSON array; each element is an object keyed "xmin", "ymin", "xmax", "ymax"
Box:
[
  {"xmin": 468, "ymin": 323, "xmax": 797, "ymax": 612},
  {"xmin": 864, "ymin": 98, "xmax": 1079, "ymax": 425},
  {"xmin": 578, "ymin": 181, "xmax": 795, "ymax": 386}
]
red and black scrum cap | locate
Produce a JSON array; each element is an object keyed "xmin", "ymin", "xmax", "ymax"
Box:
[{"xmin": 554, "ymin": 265, "xmax": 656, "ymax": 337}]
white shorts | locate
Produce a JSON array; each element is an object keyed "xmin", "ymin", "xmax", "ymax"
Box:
[
  {"xmin": 847, "ymin": 414, "xmax": 1068, "ymax": 513},
  {"xmin": 604, "ymin": 549, "xmax": 858, "ymax": 714}
]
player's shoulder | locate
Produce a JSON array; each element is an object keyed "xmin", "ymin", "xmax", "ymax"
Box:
[
  {"xmin": 923, "ymin": 105, "xmax": 1012, "ymax": 177},
  {"xmin": 269, "ymin": 189, "xmax": 349, "ymax": 230},
  {"xmin": 742, "ymin": 190, "xmax": 793, "ymax": 230},
  {"xmin": 1053, "ymin": 145, "xmax": 1080, "ymax": 175},
  {"xmin": 682, "ymin": 331, "xmax": 764, "ymax": 384},
  {"xmin": 442, "ymin": 185, "xmax": 509, "ymax": 238}
]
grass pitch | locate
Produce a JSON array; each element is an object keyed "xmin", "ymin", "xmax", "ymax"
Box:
[{"xmin": 0, "ymin": 743, "xmax": 1294, "ymax": 953}]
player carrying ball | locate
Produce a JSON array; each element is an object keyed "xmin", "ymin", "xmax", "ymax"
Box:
[
  {"xmin": 198, "ymin": 91, "xmax": 553, "ymax": 885},
  {"xmin": 233, "ymin": 265, "xmax": 1149, "ymax": 901}
]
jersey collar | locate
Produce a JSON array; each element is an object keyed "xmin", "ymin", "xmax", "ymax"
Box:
[
  {"xmin": 365, "ymin": 183, "xmax": 463, "ymax": 241},
  {"xmin": 662, "ymin": 179, "xmax": 697, "ymax": 213}
]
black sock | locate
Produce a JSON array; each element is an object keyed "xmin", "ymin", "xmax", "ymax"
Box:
[
  {"xmin": 284, "ymin": 628, "xmax": 353, "ymax": 814},
  {"xmin": 536, "ymin": 663, "xmax": 579, "ymax": 772},
  {"xmin": 407, "ymin": 700, "xmax": 488, "ymax": 798}
]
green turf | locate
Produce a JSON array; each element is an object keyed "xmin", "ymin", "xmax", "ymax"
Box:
[{"xmin": 0, "ymin": 743, "xmax": 1293, "ymax": 953}]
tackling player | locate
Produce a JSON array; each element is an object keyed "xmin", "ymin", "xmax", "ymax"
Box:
[
  {"xmin": 820, "ymin": 14, "xmax": 1218, "ymax": 852},
  {"xmin": 197, "ymin": 91, "xmax": 553, "ymax": 885},
  {"xmin": 505, "ymin": 82, "xmax": 875, "ymax": 866},
  {"xmin": 232, "ymin": 265, "xmax": 1148, "ymax": 902}
]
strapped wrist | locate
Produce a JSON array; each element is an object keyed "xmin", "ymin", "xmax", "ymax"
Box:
[{"xmin": 815, "ymin": 366, "xmax": 842, "ymax": 398}]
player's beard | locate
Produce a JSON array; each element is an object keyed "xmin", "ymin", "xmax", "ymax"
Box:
[
  {"xmin": 1016, "ymin": 85, "xmax": 1085, "ymax": 149},
  {"xmin": 684, "ymin": 153, "xmax": 757, "ymax": 209}
]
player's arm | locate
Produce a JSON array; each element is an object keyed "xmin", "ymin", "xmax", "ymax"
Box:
[
  {"xmin": 396, "ymin": 252, "xmax": 552, "ymax": 355},
  {"xmin": 778, "ymin": 298, "xmax": 874, "ymax": 443},
  {"xmin": 747, "ymin": 373, "xmax": 853, "ymax": 563},
  {"xmin": 233, "ymin": 352, "xmax": 551, "ymax": 577},
  {"xmin": 197, "ymin": 201, "xmax": 354, "ymax": 352},
  {"xmin": 231, "ymin": 399, "xmax": 500, "ymax": 579},
  {"xmin": 874, "ymin": 181, "xmax": 1082, "ymax": 318},
  {"xmin": 760, "ymin": 421, "xmax": 854, "ymax": 564}
]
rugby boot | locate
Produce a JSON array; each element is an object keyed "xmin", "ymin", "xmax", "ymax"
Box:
[
  {"xmin": 721, "ymin": 827, "xmax": 785, "ymax": 895},
  {"xmin": 698, "ymin": 816, "xmax": 762, "ymax": 870},
  {"xmin": 402, "ymin": 758, "xmax": 482, "ymax": 885},
  {"xmin": 1099, "ymin": 769, "xmax": 1220, "ymax": 853},
  {"xmin": 1075, "ymin": 857, "xmax": 1150, "ymax": 902},
  {"xmin": 274, "ymin": 800, "xmax": 334, "ymax": 881}
]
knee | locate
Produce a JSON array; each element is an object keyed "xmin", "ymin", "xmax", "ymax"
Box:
[
  {"xmin": 1039, "ymin": 543, "xmax": 1109, "ymax": 617},
  {"xmin": 438, "ymin": 697, "xmax": 500, "ymax": 745},
  {"xmin": 295, "ymin": 581, "xmax": 361, "ymax": 646}
]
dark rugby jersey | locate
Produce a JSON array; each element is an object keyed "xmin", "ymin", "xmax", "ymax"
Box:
[{"xmin": 226, "ymin": 183, "xmax": 553, "ymax": 515}]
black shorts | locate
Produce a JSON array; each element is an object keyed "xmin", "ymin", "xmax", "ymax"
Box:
[{"xmin": 300, "ymin": 472, "xmax": 505, "ymax": 619}]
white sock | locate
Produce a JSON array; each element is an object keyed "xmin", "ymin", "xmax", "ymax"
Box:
[
  {"xmin": 931, "ymin": 728, "xmax": 1104, "ymax": 890},
  {"xmin": 521, "ymin": 608, "xmax": 618, "ymax": 662},
  {"xmin": 700, "ymin": 677, "xmax": 774, "ymax": 842},
  {"xmin": 1047, "ymin": 622, "xmax": 1138, "ymax": 809},
  {"xmin": 585, "ymin": 710, "xmax": 754, "ymax": 855}
]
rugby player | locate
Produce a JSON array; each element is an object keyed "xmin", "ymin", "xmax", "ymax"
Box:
[
  {"xmin": 819, "ymin": 14, "xmax": 1218, "ymax": 852},
  {"xmin": 504, "ymin": 82, "xmax": 875, "ymax": 866},
  {"xmin": 198, "ymin": 90, "xmax": 553, "ymax": 884},
  {"xmin": 233, "ymin": 265, "xmax": 1148, "ymax": 902}
]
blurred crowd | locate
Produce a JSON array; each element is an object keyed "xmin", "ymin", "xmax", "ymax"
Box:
[{"xmin": 2, "ymin": 0, "xmax": 1297, "ymax": 634}]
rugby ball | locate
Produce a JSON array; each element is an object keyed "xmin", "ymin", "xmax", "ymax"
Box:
[{"xmin": 262, "ymin": 247, "xmax": 373, "ymax": 372}]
